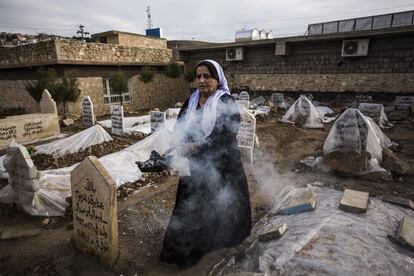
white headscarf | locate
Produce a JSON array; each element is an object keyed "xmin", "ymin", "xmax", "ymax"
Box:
[{"xmin": 186, "ymin": 59, "xmax": 230, "ymax": 137}]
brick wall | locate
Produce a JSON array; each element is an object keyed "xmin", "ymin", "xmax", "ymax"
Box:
[{"xmin": 182, "ymin": 33, "xmax": 414, "ymax": 93}]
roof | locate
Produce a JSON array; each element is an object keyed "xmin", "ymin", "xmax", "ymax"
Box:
[{"xmin": 91, "ymin": 30, "xmax": 166, "ymax": 41}]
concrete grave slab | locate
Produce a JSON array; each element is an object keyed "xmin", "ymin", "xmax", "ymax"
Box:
[
  {"xmin": 71, "ymin": 156, "xmax": 118, "ymax": 267},
  {"xmin": 278, "ymin": 187, "xmax": 317, "ymax": 215},
  {"xmin": 340, "ymin": 189, "xmax": 369, "ymax": 213},
  {"xmin": 259, "ymin": 223, "xmax": 287, "ymax": 241},
  {"xmin": 396, "ymin": 216, "xmax": 414, "ymax": 251},
  {"xmin": 110, "ymin": 105, "xmax": 124, "ymax": 136}
]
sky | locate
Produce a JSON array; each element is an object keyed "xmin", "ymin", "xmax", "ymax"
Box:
[{"xmin": 0, "ymin": 0, "xmax": 414, "ymax": 42}]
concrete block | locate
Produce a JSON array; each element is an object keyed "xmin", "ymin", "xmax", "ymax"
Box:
[
  {"xmin": 340, "ymin": 189, "xmax": 369, "ymax": 213},
  {"xmin": 278, "ymin": 188, "xmax": 317, "ymax": 215},
  {"xmin": 383, "ymin": 195, "xmax": 414, "ymax": 210},
  {"xmin": 396, "ymin": 216, "xmax": 414, "ymax": 251},
  {"xmin": 259, "ymin": 223, "xmax": 287, "ymax": 242}
]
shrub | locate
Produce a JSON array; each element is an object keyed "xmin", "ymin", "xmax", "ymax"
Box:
[
  {"xmin": 184, "ymin": 70, "xmax": 195, "ymax": 82},
  {"xmin": 164, "ymin": 62, "xmax": 181, "ymax": 79},
  {"xmin": 140, "ymin": 66, "xmax": 154, "ymax": 83}
]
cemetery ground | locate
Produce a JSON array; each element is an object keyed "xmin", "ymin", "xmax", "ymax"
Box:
[{"xmin": 1, "ymin": 97, "xmax": 414, "ymax": 275}]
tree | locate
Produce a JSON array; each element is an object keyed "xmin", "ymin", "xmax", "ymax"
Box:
[
  {"xmin": 25, "ymin": 67, "xmax": 57, "ymax": 102},
  {"xmin": 165, "ymin": 61, "xmax": 182, "ymax": 78},
  {"xmin": 110, "ymin": 71, "xmax": 128, "ymax": 106},
  {"xmin": 53, "ymin": 71, "xmax": 80, "ymax": 115}
]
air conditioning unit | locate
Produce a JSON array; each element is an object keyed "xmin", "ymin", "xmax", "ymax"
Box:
[
  {"xmin": 341, "ymin": 39, "xmax": 369, "ymax": 57},
  {"xmin": 226, "ymin": 47, "xmax": 244, "ymax": 61}
]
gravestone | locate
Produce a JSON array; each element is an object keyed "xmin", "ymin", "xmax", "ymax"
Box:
[
  {"xmin": 71, "ymin": 156, "xmax": 118, "ymax": 266},
  {"xmin": 4, "ymin": 141, "xmax": 40, "ymax": 192},
  {"xmin": 394, "ymin": 96, "xmax": 414, "ymax": 112},
  {"xmin": 358, "ymin": 103, "xmax": 384, "ymax": 124},
  {"xmin": 340, "ymin": 189, "xmax": 369, "ymax": 213},
  {"xmin": 231, "ymin": 93, "xmax": 239, "ymax": 100},
  {"xmin": 82, "ymin": 96, "xmax": 95, "ymax": 127},
  {"xmin": 40, "ymin": 89, "xmax": 58, "ymax": 115},
  {"xmin": 237, "ymin": 107, "xmax": 256, "ymax": 164},
  {"xmin": 271, "ymin": 93, "xmax": 287, "ymax": 109},
  {"xmin": 257, "ymin": 106, "xmax": 270, "ymax": 114},
  {"xmin": 250, "ymin": 96, "xmax": 266, "ymax": 106},
  {"xmin": 110, "ymin": 105, "xmax": 124, "ymax": 136},
  {"xmin": 150, "ymin": 111, "xmax": 166, "ymax": 133},
  {"xmin": 238, "ymin": 91, "xmax": 250, "ymax": 110}
]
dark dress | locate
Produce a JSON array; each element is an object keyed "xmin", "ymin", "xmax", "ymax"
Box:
[{"xmin": 160, "ymin": 94, "xmax": 252, "ymax": 267}]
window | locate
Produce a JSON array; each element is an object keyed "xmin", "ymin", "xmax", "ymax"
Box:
[{"xmin": 102, "ymin": 78, "xmax": 132, "ymax": 104}]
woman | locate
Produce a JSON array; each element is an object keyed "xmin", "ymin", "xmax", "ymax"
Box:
[{"xmin": 160, "ymin": 59, "xmax": 252, "ymax": 267}]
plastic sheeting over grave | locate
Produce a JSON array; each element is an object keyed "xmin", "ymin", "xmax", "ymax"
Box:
[
  {"xmin": 34, "ymin": 125, "xmax": 113, "ymax": 156},
  {"xmin": 358, "ymin": 103, "xmax": 391, "ymax": 128},
  {"xmin": 0, "ymin": 119, "xmax": 177, "ymax": 216},
  {"xmin": 217, "ymin": 187, "xmax": 414, "ymax": 275},
  {"xmin": 99, "ymin": 115, "xmax": 151, "ymax": 135},
  {"xmin": 280, "ymin": 96, "xmax": 325, "ymax": 128},
  {"xmin": 323, "ymin": 108, "xmax": 392, "ymax": 162}
]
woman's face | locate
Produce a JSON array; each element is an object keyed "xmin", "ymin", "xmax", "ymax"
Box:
[{"xmin": 195, "ymin": 65, "xmax": 218, "ymax": 96}]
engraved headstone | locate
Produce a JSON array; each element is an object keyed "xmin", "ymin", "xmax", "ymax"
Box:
[
  {"xmin": 237, "ymin": 106, "xmax": 256, "ymax": 164},
  {"xmin": 40, "ymin": 89, "xmax": 58, "ymax": 115},
  {"xmin": 82, "ymin": 96, "xmax": 95, "ymax": 127},
  {"xmin": 71, "ymin": 156, "xmax": 118, "ymax": 266},
  {"xmin": 271, "ymin": 93, "xmax": 287, "ymax": 109},
  {"xmin": 358, "ymin": 103, "xmax": 383, "ymax": 121},
  {"xmin": 250, "ymin": 96, "xmax": 266, "ymax": 106},
  {"xmin": 238, "ymin": 91, "xmax": 250, "ymax": 110},
  {"xmin": 150, "ymin": 111, "xmax": 166, "ymax": 133},
  {"xmin": 4, "ymin": 141, "xmax": 40, "ymax": 194},
  {"xmin": 394, "ymin": 96, "xmax": 414, "ymax": 112},
  {"xmin": 257, "ymin": 106, "xmax": 270, "ymax": 114},
  {"xmin": 110, "ymin": 105, "xmax": 124, "ymax": 136}
]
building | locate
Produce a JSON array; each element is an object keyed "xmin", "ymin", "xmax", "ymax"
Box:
[
  {"xmin": 176, "ymin": 11, "xmax": 414, "ymax": 96},
  {"xmin": 0, "ymin": 31, "xmax": 189, "ymax": 117}
]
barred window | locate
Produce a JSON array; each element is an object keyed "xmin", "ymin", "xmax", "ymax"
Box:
[{"xmin": 102, "ymin": 78, "xmax": 132, "ymax": 104}]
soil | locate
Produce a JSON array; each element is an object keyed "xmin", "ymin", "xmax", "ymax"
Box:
[{"xmin": 1, "ymin": 99, "xmax": 414, "ymax": 275}]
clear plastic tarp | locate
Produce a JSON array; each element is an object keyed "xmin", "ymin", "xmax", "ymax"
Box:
[
  {"xmin": 280, "ymin": 96, "xmax": 324, "ymax": 128},
  {"xmin": 34, "ymin": 124, "xmax": 113, "ymax": 156},
  {"xmin": 358, "ymin": 103, "xmax": 390, "ymax": 129},
  {"xmin": 216, "ymin": 187, "xmax": 414, "ymax": 275},
  {"xmin": 323, "ymin": 108, "xmax": 392, "ymax": 162}
]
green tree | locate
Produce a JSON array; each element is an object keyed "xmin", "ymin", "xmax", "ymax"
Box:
[
  {"xmin": 110, "ymin": 71, "xmax": 128, "ymax": 106},
  {"xmin": 53, "ymin": 71, "xmax": 80, "ymax": 115},
  {"xmin": 25, "ymin": 67, "xmax": 57, "ymax": 102},
  {"xmin": 139, "ymin": 66, "xmax": 154, "ymax": 83}
]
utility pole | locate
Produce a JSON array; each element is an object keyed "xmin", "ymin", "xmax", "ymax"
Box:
[
  {"xmin": 146, "ymin": 6, "xmax": 153, "ymax": 30},
  {"xmin": 76, "ymin": 24, "xmax": 90, "ymax": 40}
]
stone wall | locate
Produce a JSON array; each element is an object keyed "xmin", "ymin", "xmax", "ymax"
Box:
[
  {"xmin": 117, "ymin": 33, "xmax": 167, "ymax": 49},
  {"xmin": 55, "ymin": 40, "xmax": 172, "ymax": 65},
  {"xmin": 0, "ymin": 80, "xmax": 39, "ymax": 113},
  {"xmin": 0, "ymin": 40, "xmax": 57, "ymax": 68},
  {"xmin": 66, "ymin": 74, "xmax": 189, "ymax": 117},
  {"xmin": 0, "ymin": 39, "xmax": 173, "ymax": 69},
  {"xmin": 231, "ymin": 73, "xmax": 414, "ymax": 93},
  {"xmin": 0, "ymin": 113, "xmax": 60, "ymax": 150}
]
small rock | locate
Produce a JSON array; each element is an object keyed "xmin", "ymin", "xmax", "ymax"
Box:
[{"xmin": 41, "ymin": 218, "xmax": 50, "ymax": 227}]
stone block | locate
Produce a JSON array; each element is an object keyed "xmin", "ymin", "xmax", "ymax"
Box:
[
  {"xmin": 383, "ymin": 195, "xmax": 414, "ymax": 210},
  {"xmin": 278, "ymin": 187, "xmax": 317, "ymax": 215},
  {"xmin": 62, "ymin": 118, "xmax": 74, "ymax": 127},
  {"xmin": 382, "ymin": 148, "xmax": 409, "ymax": 175},
  {"xmin": 259, "ymin": 223, "xmax": 287, "ymax": 241},
  {"xmin": 396, "ymin": 216, "xmax": 414, "ymax": 251},
  {"xmin": 339, "ymin": 189, "xmax": 369, "ymax": 213},
  {"xmin": 71, "ymin": 156, "xmax": 118, "ymax": 267},
  {"xmin": 321, "ymin": 151, "xmax": 370, "ymax": 175}
]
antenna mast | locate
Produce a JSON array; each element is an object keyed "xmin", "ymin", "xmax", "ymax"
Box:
[{"xmin": 146, "ymin": 6, "xmax": 153, "ymax": 30}]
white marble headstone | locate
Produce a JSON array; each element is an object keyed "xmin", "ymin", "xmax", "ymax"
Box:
[
  {"xmin": 82, "ymin": 96, "xmax": 95, "ymax": 127},
  {"xmin": 110, "ymin": 105, "xmax": 124, "ymax": 136},
  {"xmin": 150, "ymin": 111, "xmax": 166, "ymax": 133}
]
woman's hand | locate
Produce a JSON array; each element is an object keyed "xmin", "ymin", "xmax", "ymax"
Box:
[{"xmin": 178, "ymin": 143, "xmax": 198, "ymax": 157}]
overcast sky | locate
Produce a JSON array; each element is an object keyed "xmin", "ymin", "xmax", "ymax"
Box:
[{"xmin": 1, "ymin": 0, "xmax": 414, "ymax": 42}]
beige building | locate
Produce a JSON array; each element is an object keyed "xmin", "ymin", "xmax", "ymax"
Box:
[{"xmin": 0, "ymin": 31, "xmax": 190, "ymax": 117}]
